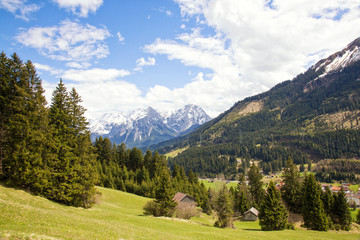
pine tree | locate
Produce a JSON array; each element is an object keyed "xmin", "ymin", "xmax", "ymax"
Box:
[
  {"xmin": 332, "ymin": 188, "xmax": 352, "ymax": 230},
  {"xmin": 48, "ymin": 80, "xmax": 97, "ymax": 208},
  {"xmin": 214, "ymin": 184, "xmax": 234, "ymax": 228},
  {"xmin": 259, "ymin": 181, "xmax": 288, "ymax": 231},
  {"xmin": 281, "ymin": 157, "xmax": 302, "ymax": 213},
  {"xmin": 1, "ymin": 53, "xmax": 50, "ymax": 194},
  {"xmin": 235, "ymin": 174, "xmax": 250, "ymax": 215},
  {"xmin": 321, "ymin": 186, "xmax": 334, "ymax": 216},
  {"xmin": 248, "ymin": 163, "xmax": 265, "ymax": 208},
  {"xmin": 155, "ymin": 170, "xmax": 176, "ymax": 217},
  {"xmin": 302, "ymin": 174, "xmax": 329, "ymax": 231}
]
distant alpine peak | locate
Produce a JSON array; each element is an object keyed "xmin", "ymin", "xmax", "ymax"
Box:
[
  {"xmin": 89, "ymin": 104, "xmax": 212, "ymax": 146},
  {"xmin": 313, "ymin": 37, "xmax": 360, "ymax": 77}
]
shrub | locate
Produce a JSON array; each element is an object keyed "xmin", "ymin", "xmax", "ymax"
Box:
[
  {"xmin": 143, "ymin": 200, "xmax": 161, "ymax": 217},
  {"xmin": 175, "ymin": 203, "xmax": 200, "ymax": 219}
]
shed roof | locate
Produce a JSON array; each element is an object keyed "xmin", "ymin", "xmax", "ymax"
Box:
[{"xmin": 244, "ymin": 207, "xmax": 259, "ymax": 216}]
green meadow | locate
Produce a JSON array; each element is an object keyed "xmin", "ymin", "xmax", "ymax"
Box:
[{"xmin": 1, "ymin": 183, "xmax": 359, "ymax": 240}]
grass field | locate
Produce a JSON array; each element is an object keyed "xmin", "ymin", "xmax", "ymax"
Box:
[
  {"xmin": 199, "ymin": 179, "xmax": 238, "ymax": 190},
  {"xmin": 1, "ymin": 182, "xmax": 359, "ymax": 240}
]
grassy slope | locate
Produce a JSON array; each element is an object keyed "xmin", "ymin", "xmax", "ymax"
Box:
[{"xmin": 1, "ymin": 183, "xmax": 359, "ymax": 240}]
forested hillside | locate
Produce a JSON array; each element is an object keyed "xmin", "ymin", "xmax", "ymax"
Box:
[{"xmin": 154, "ymin": 38, "xmax": 360, "ymax": 179}]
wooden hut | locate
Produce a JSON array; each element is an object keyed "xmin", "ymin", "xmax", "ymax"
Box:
[{"xmin": 243, "ymin": 207, "xmax": 259, "ymax": 221}]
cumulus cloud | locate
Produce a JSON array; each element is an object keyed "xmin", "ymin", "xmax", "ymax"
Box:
[
  {"xmin": 0, "ymin": 0, "xmax": 41, "ymax": 21},
  {"xmin": 141, "ymin": 0, "xmax": 360, "ymax": 116},
  {"xmin": 134, "ymin": 57, "xmax": 156, "ymax": 71},
  {"xmin": 53, "ymin": 0, "xmax": 103, "ymax": 18},
  {"xmin": 16, "ymin": 20, "xmax": 111, "ymax": 64}
]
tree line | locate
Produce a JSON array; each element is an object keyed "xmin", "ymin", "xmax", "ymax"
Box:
[{"xmin": 93, "ymin": 137, "xmax": 211, "ymax": 214}]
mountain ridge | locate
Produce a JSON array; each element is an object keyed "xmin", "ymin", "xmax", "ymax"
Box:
[
  {"xmin": 152, "ymin": 37, "xmax": 360, "ymax": 178},
  {"xmin": 89, "ymin": 104, "xmax": 212, "ymax": 148}
]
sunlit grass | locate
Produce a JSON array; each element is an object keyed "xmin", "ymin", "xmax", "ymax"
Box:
[{"xmin": 1, "ymin": 182, "xmax": 359, "ymax": 240}]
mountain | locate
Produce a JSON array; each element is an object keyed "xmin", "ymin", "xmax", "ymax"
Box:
[
  {"xmin": 154, "ymin": 37, "xmax": 360, "ymax": 178},
  {"xmin": 89, "ymin": 105, "xmax": 211, "ymax": 148}
]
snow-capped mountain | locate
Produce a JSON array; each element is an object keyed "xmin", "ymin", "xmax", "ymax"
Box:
[
  {"xmin": 304, "ymin": 37, "xmax": 360, "ymax": 93},
  {"xmin": 313, "ymin": 37, "xmax": 360, "ymax": 76},
  {"xmin": 89, "ymin": 105, "xmax": 211, "ymax": 148}
]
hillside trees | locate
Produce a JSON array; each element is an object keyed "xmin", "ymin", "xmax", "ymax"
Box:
[{"xmin": 0, "ymin": 53, "xmax": 97, "ymax": 208}]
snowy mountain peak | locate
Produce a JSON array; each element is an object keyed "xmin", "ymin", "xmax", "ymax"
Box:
[
  {"xmin": 89, "ymin": 105, "xmax": 211, "ymax": 148},
  {"xmin": 313, "ymin": 37, "xmax": 360, "ymax": 76}
]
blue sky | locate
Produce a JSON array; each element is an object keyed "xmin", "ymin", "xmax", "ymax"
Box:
[{"xmin": 1, "ymin": 0, "xmax": 360, "ymax": 118}]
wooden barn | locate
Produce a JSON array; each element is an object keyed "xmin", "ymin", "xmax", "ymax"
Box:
[
  {"xmin": 243, "ymin": 207, "xmax": 259, "ymax": 221},
  {"xmin": 173, "ymin": 192, "xmax": 196, "ymax": 207}
]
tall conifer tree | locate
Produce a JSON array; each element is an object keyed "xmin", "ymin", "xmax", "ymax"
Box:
[
  {"xmin": 281, "ymin": 157, "xmax": 302, "ymax": 213},
  {"xmin": 259, "ymin": 181, "xmax": 288, "ymax": 231},
  {"xmin": 1, "ymin": 53, "xmax": 50, "ymax": 194},
  {"xmin": 248, "ymin": 163, "xmax": 265, "ymax": 208},
  {"xmin": 302, "ymin": 174, "xmax": 329, "ymax": 231},
  {"xmin": 48, "ymin": 80, "xmax": 97, "ymax": 208}
]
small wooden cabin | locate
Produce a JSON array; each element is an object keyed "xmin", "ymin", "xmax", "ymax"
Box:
[
  {"xmin": 243, "ymin": 207, "xmax": 259, "ymax": 221},
  {"xmin": 173, "ymin": 192, "xmax": 196, "ymax": 207}
]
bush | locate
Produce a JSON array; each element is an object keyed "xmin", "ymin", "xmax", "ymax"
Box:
[
  {"xmin": 175, "ymin": 203, "xmax": 200, "ymax": 219},
  {"xmin": 143, "ymin": 200, "xmax": 161, "ymax": 217}
]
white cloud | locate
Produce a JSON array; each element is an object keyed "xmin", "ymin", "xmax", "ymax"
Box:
[
  {"xmin": 166, "ymin": 10, "xmax": 173, "ymax": 16},
  {"xmin": 117, "ymin": 32, "xmax": 125, "ymax": 42},
  {"xmin": 66, "ymin": 62, "xmax": 91, "ymax": 69},
  {"xmin": 53, "ymin": 0, "xmax": 103, "ymax": 18},
  {"xmin": 141, "ymin": 0, "xmax": 360, "ymax": 116},
  {"xmin": 134, "ymin": 57, "xmax": 156, "ymax": 72},
  {"xmin": 61, "ymin": 68, "xmax": 131, "ymax": 83},
  {"xmin": 16, "ymin": 20, "xmax": 111, "ymax": 64},
  {"xmin": 34, "ymin": 63, "xmax": 62, "ymax": 76},
  {"xmin": 0, "ymin": 0, "xmax": 40, "ymax": 21}
]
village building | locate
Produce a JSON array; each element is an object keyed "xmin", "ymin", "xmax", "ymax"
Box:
[{"xmin": 243, "ymin": 207, "xmax": 259, "ymax": 221}]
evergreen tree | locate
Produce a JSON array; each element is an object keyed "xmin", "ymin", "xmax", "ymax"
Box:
[
  {"xmin": 214, "ymin": 184, "xmax": 234, "ymax": 228},
  {"xmin": 48, "ymin": 80, "xmax": 97, "ymax": 208},
  {"xmin": 235, "ymin": 173, "xmax": 250, "ymax": 215},
  {"xmin": 1, "ymin": 53, "xmax": 50, "ymax": 194},
  {"xmin": 155, "ymin": 170, "xmax": 176, "ymax": 217},
  {"xmin": 302, "ymin": 174, "xmax": 329, "ymax": 231},
  {"xmin": 248, "ymin": 163, "xmax": 265, "ymax": 208},
  {"xmin": 331, "ymin": 188, "xmax": 352, "ymax": 230},
  {"xmin": 321, "ymin": 186, "xmax": 334, "ymax": 216},
  {"xmin": 259, "ymin": 181, "xmax": 288, "ymax": 231},
  {"xmin": 281, "ymin": 157, "xmax": 302, "ymax": 213}
]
